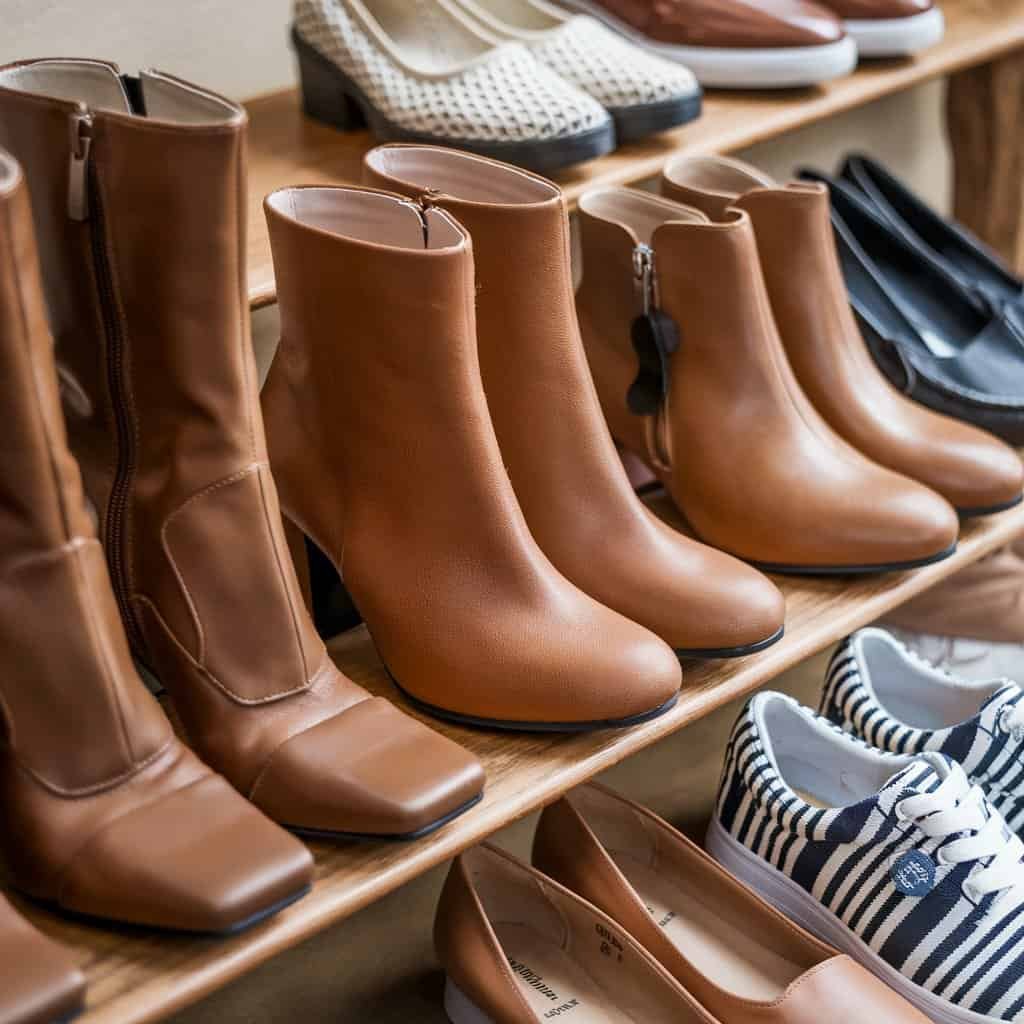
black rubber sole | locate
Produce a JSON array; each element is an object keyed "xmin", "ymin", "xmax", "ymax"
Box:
[
  {"xmin": 749, "ymin": 542, "xmax": 958, "ymax": 577},
  {"xmin": 293, "ymin": 28, "xmax": 616, "ymax": 173},
  {"xmin": 676, "ymin": 624, "xmax": 785, "ymax": 660},
  {"xmin": 391, "ymin": 674, "xmax": 679, "ymax": 733},
  {"xmin": 957, "ymin": 491, "xmax": 1024, "ymax": 519},
  {"xmin": 611, "ymin": 91, "xmax": 702, "ymax": 144},
  {"xmin": 23, "ymin": 884, "xmax": 312, "ymax": 939},
  {"xmin": 288, "ymin": 792, "xmax": 484, "ymax": 844}
]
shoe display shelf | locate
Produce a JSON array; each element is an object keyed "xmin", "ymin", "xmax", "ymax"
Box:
[{"xmin": 18, "ymin": 1, "xmax": 1024, "ymax": 1021}]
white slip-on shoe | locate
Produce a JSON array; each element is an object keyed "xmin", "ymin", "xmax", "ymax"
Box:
[
  {"xmin": 711, "ymin": 690, "xmax": 1024, "ymax": 1024},
  {"xmin": 448, "ymin": 0, "xmax": 702, "ymax": 142},
  {"xmin": 292, "ymin": 0, "xmax": 615, "ymax": 172},
  {"xmin": 822, "ymin": 627, "xmax": 1024, "ymax": 834}
]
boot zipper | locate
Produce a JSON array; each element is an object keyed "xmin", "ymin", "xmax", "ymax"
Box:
[
  {"xmin": 633, "ymin": 243, "xmax": 656, "ymax": 315},
  {"xmin": 69, "ymin": 109, "xmax": 144, "ymax": 653},
  {"xmin": 631, "ymin": 243, "xmax": 674, "ymax": 471},
  {"xmin": 68, "ymin": 109, "xmax": 93, "ymax": 221}
]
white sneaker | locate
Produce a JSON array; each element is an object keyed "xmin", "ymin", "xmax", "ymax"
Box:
[
  {"xmin": 292, "ymin": 0, "xmax": 615, "ymax": 172},
  {"xmin": 448, "ymin": 0, "xmax": 701, "ymax": 142},
  {"xmin": 885, "ymin": 625, "xmax": 1024, "ymax": 683},
  {"xmin": 711, "ymin": 690, "xmax": 1024, "ymax": 1024}
]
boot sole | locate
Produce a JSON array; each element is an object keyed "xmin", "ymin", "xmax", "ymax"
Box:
[
  {"xmin": 292, "ymin": 28, "xmax": 616, "ymax": 173},
  {"xmin": 956, "ymin": 491, "xmax": 1023, "ymax": 519},
  {"xmin": 675, "ymin": 624, "xmax": 784, "ymax": 660},
  {"xmin": 288, "ymin": 792, "xmax": 483, "ymax": 844},
  {"xmin": 22, "ymin": 884, "xmax": 312, "ymax": 938},
  {"xmin": 749, "ymin": 542, "xmax": 957, "ymax": 576}
]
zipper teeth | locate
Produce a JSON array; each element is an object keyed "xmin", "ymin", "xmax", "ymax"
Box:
[{"xmin": 88, "ymin": 169, "xmax": 143, "ymax": 654}]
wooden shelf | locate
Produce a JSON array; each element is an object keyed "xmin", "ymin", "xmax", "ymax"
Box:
[
  {"xmin": 22, "ymin": 497, "xmax": 1024, "ymax": 1024},
  {"xmin": 244, "ymin": 0, "xmax": 1024, "ymax": 309}
]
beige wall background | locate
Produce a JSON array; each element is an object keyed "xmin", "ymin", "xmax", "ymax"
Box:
[{"xmin": 2, "ymin": 5, "xmax": 954, "ymax": 1020}]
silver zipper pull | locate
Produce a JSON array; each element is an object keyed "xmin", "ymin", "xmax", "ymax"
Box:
[
  {"xmin": 632, "ymin": 243, "xmax": 655, "ymax": 316},
  {"xmin": 68, "ymin": 110, "xmax": 93, "ymax": 221}
]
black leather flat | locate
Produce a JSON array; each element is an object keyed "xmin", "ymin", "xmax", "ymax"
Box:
[
  {"xmin": 800, "ymin": 168, "xmax": 1024, "ymax": 444},
  {"xmin": 840, "ymin": 153, "xmax": 1024, "ymax": 320}
]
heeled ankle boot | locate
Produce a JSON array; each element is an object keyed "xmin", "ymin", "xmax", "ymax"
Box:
[
  {"xmin": 363, "ymin": 145, "xmax": 784, "ymax": 658},
  {"xmin": 661, "ymin": 155, "xmax": 1024, "ymax": 518},
  {"xmin": 0, "ymin": 148, "xmax": 313, "ymax": 932},
  {"xmin": 0, "ymin": 59, "xmax": 483, "ymax": 839},
  {"xmin": 0, "ymin": 892, "xmax": 85, "ymax": 1024},
  {"xmin": 261, "ymin": 184, "xmax": 681, "ymax": 730},
  {"xmin": 575, "ymin": 187, "xmax": 959, "ymax": 574}
]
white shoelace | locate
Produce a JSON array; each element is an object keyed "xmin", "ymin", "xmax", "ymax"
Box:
[
  {"xmin": 897, "ymin": 761, "xmax": 1024, "ymax": 904},
  {"xmin": 1001, "ymin": 701, "xmax": 1024, "ymax": 739}
]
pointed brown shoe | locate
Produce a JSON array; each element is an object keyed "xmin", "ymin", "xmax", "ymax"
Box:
[
  {"xmin": 363, "ymin": 144, "xmax": 784, "ymax": 659},
  {"xmin": 576, "ymin": 186, "xmax": 960, "ymax": 574},
  {"xmin": 661, "ymin": 154, "xmax": 1024, "ymax": 519},
  {"xmin": 436, "ymin": 843, "xmax": 720, "ymax": 1023},
  {"xmin": 533, "ymin": 784, "xmax": 931, "ymax": 1024},
  {"xmin": 0, "ymin": 148, "xmax": 313, "ymax": 932},
  {"xmin": 0, "ymin": 60, "xmax": 483, "ymax": 840},
  {"xmin": 261, "ymin": 184, "xmax": 682, "ymax": 730}
]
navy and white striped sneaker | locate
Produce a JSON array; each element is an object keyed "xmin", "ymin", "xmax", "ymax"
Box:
[
  {"xmin": 708, "ymin": 691, "xmax": 1024, "ymax": 1024},
  {"xmin": 822, "ymin": 628, "xmax": 1024, "ymax": 834}
]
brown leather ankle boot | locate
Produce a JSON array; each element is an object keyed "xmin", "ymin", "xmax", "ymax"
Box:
[
  {"xmin": 0, "ymin": 59, "xmax": 483, "ymax": 840},
  {"xmin": 261, "ymin": 184, "xmax": 682, "ymax": 730},
  {"xmin": 362, "ymin": 145, "xmax": 784, "ymax": 658},
  {"xmin": 661, "ymin": 154, "xmax": 1024, "ymax": 518},
  {"xmin": 0, "ymin": 148, "xmax": 312, "ymax": 932},
  {"xmin": 0, "ymin": 892, "xmax": 85, "ymax": 1024},
  {"xmin": 576, "ymin": 186, "xmax": 959, "ymax": 574}
]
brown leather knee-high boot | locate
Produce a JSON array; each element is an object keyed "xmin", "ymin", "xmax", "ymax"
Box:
[
  {"xmin": 0, "ymin": 58, "xmax": 483, "ymax": 839},
  {"xmin": 261, "ymin": 184, "xmax": 682, "ymax": 730},
  {"xmin": 0, "ymin": 148, "xmax": 312, "ymax": 932},
  {"xmin": 661, "ymin": 154, "xmax": 1024, "ymax": 518},
  {"xmin": 575, "ymin": 186, "xmax": 959, "ymax": 573},
  {"xmin": 362, "ymin": 145, "xmax": 785, "ymax": 657}
]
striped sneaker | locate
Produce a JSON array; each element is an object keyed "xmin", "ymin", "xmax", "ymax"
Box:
[
  {"xmin": 707, "ymin": 690, "xmax": 1024, "ymax": 1024},
  {"xmin": 822, "ymin": 627, "xmax": 1024, "ymax": 834}
]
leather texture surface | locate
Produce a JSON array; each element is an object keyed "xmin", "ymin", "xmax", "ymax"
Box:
[
  {"xmin": 0, "ymin": 891, "xmax": 85, "ymax": 1024},
  {"xmin": 0, "ymin": 146, "xmax": 314, "ymax": 931},
  {"xmin": 435, "ymin": 842, "xmax": 719, "ymax": 1022},
  {"xmin": 533, "ymin": 784, "xmax": 930, "ymax": 1023},
  {"xmin": 262, "ymin": 182, "xmax": 682, "ymax": 726},
  {"xmin": 363, "ymin": 144, "xmax": 784, "ymax": 655},
  {"xmin": 662, "ymin": 155, "xmax": 1023, "ymax": 514},
  {"xmin": 575, "ymin": 185, "xmax": 959, "ymax": 570},
  {"xmin": 588, "ymin": 0, "xmax": 844, "ymax": 46},
  {"xmin": 801, "ymin": 168, "xmax": 1024, "ymax": 445},
  {"xmin": 0, "ymin": 58, "xmax": 483, "ymax": 837}
]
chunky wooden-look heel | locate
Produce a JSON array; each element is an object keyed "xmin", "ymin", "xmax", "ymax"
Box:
[{"xmin": 292, "ymin": 27, "xmax": 367, "ymax": 132}]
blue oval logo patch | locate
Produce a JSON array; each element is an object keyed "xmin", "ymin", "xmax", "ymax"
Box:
[{"xmin": 892, "ymin": 850, "xmax": 937, "ymax": 897}]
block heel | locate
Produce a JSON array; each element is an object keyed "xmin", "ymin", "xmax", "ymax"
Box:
[
  {"xmin": 444, "ymin": 978, "xmax": 495, "ymax": 1024},
  {"xmin": 292, "ymin": 27, "xmax": 367, "ymax": 132}
]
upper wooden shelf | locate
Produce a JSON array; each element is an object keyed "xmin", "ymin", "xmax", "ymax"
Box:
[
  {"xmin": 244, "ymin": 0, "xmax": 1024, "ymax": 309},
  {"xmin": 30, "ymin": 499, "xmax": 1024, "ymax": 1024}
]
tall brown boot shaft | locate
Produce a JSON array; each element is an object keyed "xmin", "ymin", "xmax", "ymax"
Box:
[
  {"xmin": 0, "ymin": 148, "xmax": 313, "ymax": 932},
  {"xmin": 0, "ymin": 59, "xmax": 483, "ymax": 838},
  {"xmin": 262, "ymin": 184, "xmax": 681, "ymax": 729},
  {"xmin": 661, "ymin": 154, "xmax": 1024, "ymax": 517},
  {"xmin": 362, "ymin": 145, "xmax": 784, "ymax": 657},
  {"xmin": 576, "ymin": 187, "xmax": 959, "ymax": 573}
]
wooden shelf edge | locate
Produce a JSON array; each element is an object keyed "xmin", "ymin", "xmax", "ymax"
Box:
[{"xmin": 79, "ymin": 502, "xmax": 1024, "ymax": 1024}]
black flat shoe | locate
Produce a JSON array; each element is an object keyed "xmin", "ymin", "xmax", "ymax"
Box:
[
  {"xmin": 840, "ymin": 153, "xmax": 1024, "ymax": 319},
  {"xmin": 800, "ymin": 169, "xmax": 1024, "ymax": 444}
]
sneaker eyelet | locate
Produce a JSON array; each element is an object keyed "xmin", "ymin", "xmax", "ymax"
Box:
[{"xmin": 894, "ymin": 800, "xmax": 911, "ymax": 823}]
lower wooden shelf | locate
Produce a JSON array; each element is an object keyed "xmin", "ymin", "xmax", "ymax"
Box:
[{"xmin": 19, "ymin": 496, "xmax": 1024, "ymax": 1024}]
